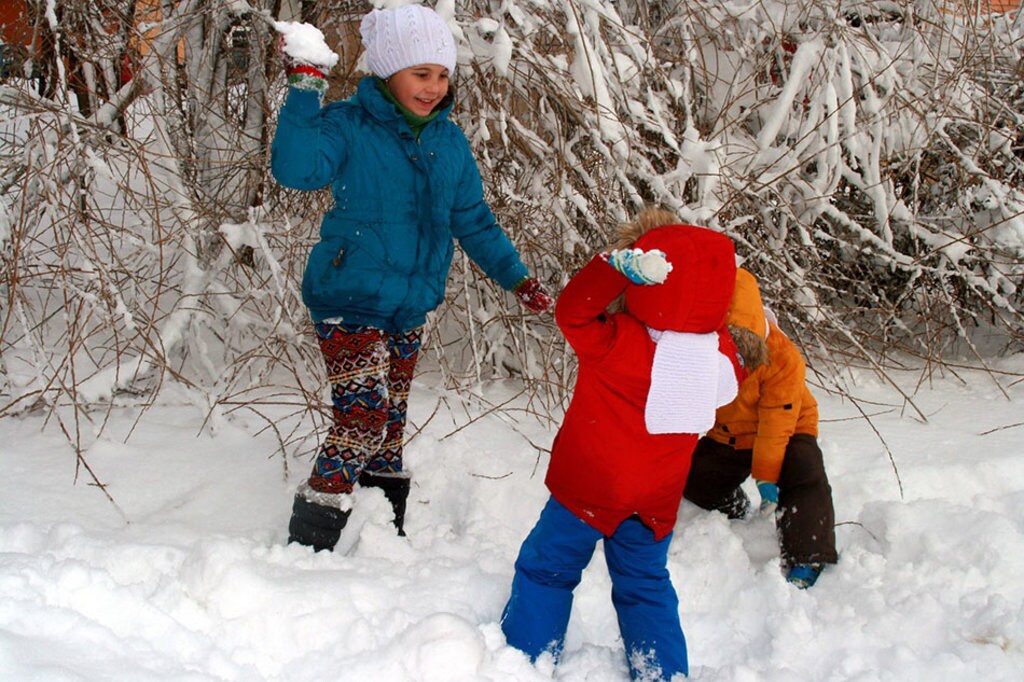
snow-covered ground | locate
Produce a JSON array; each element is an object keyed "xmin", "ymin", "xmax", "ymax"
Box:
[{"xmin": 1, "ymin": 356, "xmax": 1023, "ymax": 681}]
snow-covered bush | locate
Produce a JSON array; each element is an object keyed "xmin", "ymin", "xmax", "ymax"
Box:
[
  {"xmin": 1, "ymin": 0, "xmax": 1022, "ymax": 454},
  {"xmin": 451, "ymin": 0, "xmax": 1024, "ymax": 375}
]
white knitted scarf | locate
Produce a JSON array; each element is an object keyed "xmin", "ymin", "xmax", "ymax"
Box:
[{"xmin": 645, "ymin": 329, "xmax": 739, "ymax": 434}]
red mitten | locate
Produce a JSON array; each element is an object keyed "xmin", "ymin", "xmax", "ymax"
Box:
[
  {"xmin": 285, "ymin": 63, "xmax": 328, "ymax": 91},
  {"xmin": 513, "ymin": 277, "xmax": 555, "ymax": 314}
]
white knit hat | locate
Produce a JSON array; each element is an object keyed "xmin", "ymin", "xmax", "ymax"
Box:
[{"xmin": 360, "ymin": 4, "xmax": 457, "ymax": 78}]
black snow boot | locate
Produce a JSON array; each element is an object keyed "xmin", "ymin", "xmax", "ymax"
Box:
[
  {"xmin": 287, "ymin": 484, "xmax": 351, "ymax": 551},
  {"xmin": 358, "ymin": 471, "xmax": 411, "ymax": 536}
]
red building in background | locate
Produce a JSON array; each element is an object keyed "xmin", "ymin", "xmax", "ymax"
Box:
[
  {"xmin": 0, "ymin": 1, "xmax": 39, "ymax": 82},
  {"xmin": 0, "ymin": 1, "xmax": 33, "ymax": 45}
]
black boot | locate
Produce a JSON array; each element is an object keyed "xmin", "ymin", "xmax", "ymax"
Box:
[
  {"xmin": 358, "ymin": 471, "xmax": 411, "ymax": 536},
  {"xmin": 288, "ymin": 485, "xmax": 351, "ymax": 551}
]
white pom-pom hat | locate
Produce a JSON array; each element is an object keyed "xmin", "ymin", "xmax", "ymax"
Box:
[{"xmin": 360, "ymin": 4, "xmax": 457, "ymax": 78}]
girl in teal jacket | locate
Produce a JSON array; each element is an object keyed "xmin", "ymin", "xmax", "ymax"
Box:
[{"xmin": 273, "ymin": 6, "xmax": 552, "ymax": 551}]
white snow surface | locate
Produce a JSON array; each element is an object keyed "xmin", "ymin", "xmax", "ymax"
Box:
[
  {"xmin": 2, "ymin": 358, "xmax": 1024, "ymax": 681},
  {"xmin": 6, "ymin": 356, "xmax": 1024, "ymax": 679}
]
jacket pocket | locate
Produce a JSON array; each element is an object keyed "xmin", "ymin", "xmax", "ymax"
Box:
[{"xmin": 303, "ymin": 234, "xmax": 386, "ymax": 313}]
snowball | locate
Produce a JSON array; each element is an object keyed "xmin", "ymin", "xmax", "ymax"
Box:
[
  {"xmin": 273, "ymin": 21, "xmax": 339, "ymax": 69},
  {"xmin": 636, "ymin": 249, "xmax": 673, "ymax": 284}
]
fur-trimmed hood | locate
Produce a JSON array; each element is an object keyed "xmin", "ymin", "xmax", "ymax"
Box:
[{"xmin": 726, "ymin": 268, "xmax": 771, "ymax": 372}]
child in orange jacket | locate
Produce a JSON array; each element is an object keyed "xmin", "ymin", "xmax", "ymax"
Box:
[{"xmin": 683, "ymin": 268, "xmax": 838, "ymax": 587}]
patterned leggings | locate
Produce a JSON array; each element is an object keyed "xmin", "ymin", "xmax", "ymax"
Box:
[{"xmin": 307, "ymin": 322, "xmax": 423, "ymax": 495}]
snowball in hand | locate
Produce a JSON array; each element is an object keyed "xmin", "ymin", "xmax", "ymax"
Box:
[
  {"xmin": 634, "ymin": 250, "xmax": 673, "ymax": 284},
  {"xmin": 274, "ymin": 21, "xmax": 339, "ymax": 70},
  {"xmin": 609, "ymin": 248, "xmax": 674, "ymax": 285}
]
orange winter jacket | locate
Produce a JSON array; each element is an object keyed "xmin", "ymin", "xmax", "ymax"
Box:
[
  {"xmin": 705, "ymin": 323, "xmax": 818, "ymax": 482},
  {"xmin": 705, "ymin": 269, "xmax": 818, "ymax": 483}
]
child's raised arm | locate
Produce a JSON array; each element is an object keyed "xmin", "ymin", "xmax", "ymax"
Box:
[{"xmin": 555, "ymin": 252, "xmax": 665, "ymax": 359}]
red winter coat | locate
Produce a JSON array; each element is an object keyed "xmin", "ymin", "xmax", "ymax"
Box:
[{"xmin": 546, "ymin": 254, "xmax": 742, "ymax": 540}]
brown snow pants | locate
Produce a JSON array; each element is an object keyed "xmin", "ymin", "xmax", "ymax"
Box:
[{"xmin": 683, "ymin": 433, "xmax": 838, "ymax": 566}]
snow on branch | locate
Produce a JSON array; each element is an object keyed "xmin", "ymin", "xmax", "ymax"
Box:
[{"xmin": 1, "ymin": 0, "xmax": 1022, "ymax": 453}]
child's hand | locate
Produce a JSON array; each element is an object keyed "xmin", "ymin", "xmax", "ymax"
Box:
[
  {"xmin": 756, "ymin": 480, "xmax": 779, "ymax": 517},
  {"xmin": 513, "ymin": 277, "xmax": 555, "ymax": 313},
  {"xmin": 274, "ymin": 21, "xmax": 340, "ymax": 71},
  {"xmin": 605, "ymin": 248, "xmax": 673, "ymax": 285}
]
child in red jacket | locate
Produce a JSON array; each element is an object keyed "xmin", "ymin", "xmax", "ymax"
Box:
[{"xmin": 501, "ymin": 209, "xmax": 747, "ymax": 681}]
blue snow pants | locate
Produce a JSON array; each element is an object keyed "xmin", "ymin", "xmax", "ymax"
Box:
[{"xmin": 501, "ymin": 497, "xmax": 688, "ymax": 680}]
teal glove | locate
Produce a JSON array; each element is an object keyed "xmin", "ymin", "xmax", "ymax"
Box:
[
  {"xmin": 756, "ymin": 480, "xmax": 779, "ymax": 517},
  {"xmin": 605, "ymin": 248, "xmax": 672, "ymax": 285}
]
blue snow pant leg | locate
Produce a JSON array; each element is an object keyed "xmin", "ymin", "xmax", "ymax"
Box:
[
  {"xmin": 605, "ymin": 518, "xmax": 688, "ymax": 680},
  {"xmin": 501, "ymin": 496, "xmax": 601, "ymax": 662}
]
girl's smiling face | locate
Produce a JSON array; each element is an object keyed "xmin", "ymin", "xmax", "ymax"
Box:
[{"xmin": 386, "ymin": 64, "xmax": 450, "ymax": 116}]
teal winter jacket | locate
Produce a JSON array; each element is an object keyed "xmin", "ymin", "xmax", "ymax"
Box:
[{"xmin": 271, "ymin": 77, "xmax": 528, "ymax": 332}]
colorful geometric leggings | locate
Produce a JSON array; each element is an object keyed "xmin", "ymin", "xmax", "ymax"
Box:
[{"xmin": 307, "ymin": 322, "xmax": 423, "ymax": 495}]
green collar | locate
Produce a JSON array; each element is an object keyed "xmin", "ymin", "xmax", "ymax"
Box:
[{"xmin": 376, "ymin": 78, "xmax": 441, "ymax": 138}]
